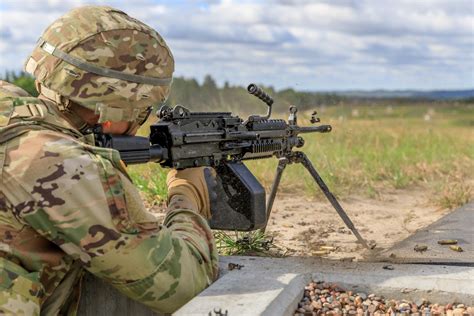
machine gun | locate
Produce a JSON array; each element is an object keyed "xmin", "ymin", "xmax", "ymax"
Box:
[{"xmin": 95, "ymin": 84, "xmax": 369, "ymax": 248}]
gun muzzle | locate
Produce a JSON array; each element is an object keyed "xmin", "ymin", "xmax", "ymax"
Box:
[{"xmin": 298, "ymin": 125, "xmax": 332, "ymax": 133}]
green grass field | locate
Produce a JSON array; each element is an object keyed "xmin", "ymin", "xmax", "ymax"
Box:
[{"xmin": 129, "ymin": 102, "xmax": 474, "ymax": 210}]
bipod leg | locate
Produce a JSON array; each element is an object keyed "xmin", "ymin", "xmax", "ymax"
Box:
[
  {"xmin": 262, "ymin": 157, "xmax": 288, "ymax": 232},
  {"xmin": 298, "ymin": 152, "xmax": 370, "ymax": 249}
]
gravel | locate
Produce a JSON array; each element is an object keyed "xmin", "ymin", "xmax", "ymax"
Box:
[{"xmin": 294, "ymin": 280, "xmax": 473, "ymax": 316}]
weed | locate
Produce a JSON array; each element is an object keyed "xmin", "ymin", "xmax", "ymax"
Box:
[
  {"xmin": 214, "ymin": 230, "xmax": 276, "ymax": 255},
  {"xmin": 128, "ymin": 164, "xmax": 168, "ymax": 203},
  {"xmin": 436, "ymin": 180, "xmax": 473, "ymax": 209}
]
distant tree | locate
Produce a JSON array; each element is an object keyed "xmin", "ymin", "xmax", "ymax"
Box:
[
  {"xmin": 13, "ymin": 76, "xmax": 38, "ymax": 97},
  {"xmin": 202, "ymin": 75, "xmax": 217, "ymax": 91},
  {"xmin": 462, "ymin": 97, "xmax": 474, "ymax": 104},
  {"xmin": 201, "ymin": 74, "xmax": 220, "ymax": 109},
  {"xmin": 1, "ymin": 70, "xmax": 38, "ymax": 96}
]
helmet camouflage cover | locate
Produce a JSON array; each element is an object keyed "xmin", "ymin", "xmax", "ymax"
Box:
[{"xmin": 24, "ymin": 5, "xmax": 174, "ymax": 123}]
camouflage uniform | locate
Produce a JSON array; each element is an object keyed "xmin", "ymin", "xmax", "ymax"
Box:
[{"xmin": 0, "ymin": 6, "xmax": 218, "ymax": 316}]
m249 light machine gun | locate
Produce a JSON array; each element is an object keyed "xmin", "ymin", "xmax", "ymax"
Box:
[{"xmin": 95, "ymin": 84, "xmax": 369, "ymax": 248}]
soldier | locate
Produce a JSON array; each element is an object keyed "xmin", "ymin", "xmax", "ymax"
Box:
[{"xmin": 0, "ymin": 5, "xmax": 218, "ymax": 315}]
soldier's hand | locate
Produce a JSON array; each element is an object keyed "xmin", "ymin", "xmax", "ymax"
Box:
[{"xmin": 166, "ymin": 167, "xmax": 217, "ymax": 219}]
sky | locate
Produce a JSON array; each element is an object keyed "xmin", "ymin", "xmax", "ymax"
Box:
[{"xmin": 0, "ymin": 0, "xmax": 472, "ymax": 91}]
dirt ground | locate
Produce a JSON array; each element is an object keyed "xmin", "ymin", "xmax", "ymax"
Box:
[
  {"xmin": 148, "ymin": 186, "xmax": 452, "ymax": 261},
  {"xmin": 265, "ymin": 187, "xmax": 451, "ymax": 261}
]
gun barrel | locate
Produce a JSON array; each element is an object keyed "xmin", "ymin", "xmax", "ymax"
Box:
[{"xmin": 298, "ymin": 125, "xmax": 332, "ymax": 133}]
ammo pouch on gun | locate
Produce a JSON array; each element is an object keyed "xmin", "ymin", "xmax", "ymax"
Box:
[{"xmin": 209, "ymin": 161, "xmax": 266, "ymax": 231}]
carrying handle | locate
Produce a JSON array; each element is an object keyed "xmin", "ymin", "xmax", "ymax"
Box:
[{"xmin": 246, "ymin": 83, "xmax": 273, "ymax": 122}]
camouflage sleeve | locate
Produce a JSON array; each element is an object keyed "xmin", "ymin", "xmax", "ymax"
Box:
[{"xmin": 3, "ymin": 129, "xmax": 218, "ymax": 314}]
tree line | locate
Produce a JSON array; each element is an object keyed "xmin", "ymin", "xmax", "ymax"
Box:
[
  {"xmin": 2, "ymin": 71, "xmax": 39, "ymax": 97},
  {"xmin": 1, "ymin": 71, "xmax": 345, "ymax": 114}
]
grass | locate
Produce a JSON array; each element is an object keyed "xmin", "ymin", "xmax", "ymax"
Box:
[
  {"xmin": 244, "ymin": 103, "xmax": 474, "ymax": 206},
  {"xmin": 435, "ymin": 176, "xmax": 473, "ymax": 209},
  {"xmin": 128, "ymin": 102, "xmax": 474, "ymax": 210},
  {"xmin": 214, "ymin": 230, "xmax": 276, "ymax": 256},
  {"xmin": 127, "ymin": 163, "xmax": 168, "ymax": 202}
]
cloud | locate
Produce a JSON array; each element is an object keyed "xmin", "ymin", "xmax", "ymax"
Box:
[
  {"xmin": 0, "ymin": 26, "xmax": 12, "ymax": 39},
  {"xmin": 0, "ymin": 0, "xmax": 472, "ymax": 90}
]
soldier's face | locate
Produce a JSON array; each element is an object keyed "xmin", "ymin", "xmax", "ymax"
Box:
[{"xmin": 68, "ymin": 103, "xmax": 136, "ymax": 135}]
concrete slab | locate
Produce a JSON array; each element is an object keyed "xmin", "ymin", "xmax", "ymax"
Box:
[
  {"xmin": 174, "ymin": 256, "xmax": 474, "ymax": 316},
  {"xmin": 380, "ymin": 201, "xmax": 474, "ymax": 264},
  {"xmin": 78, "ymin": 272, "xmax": 161, "ymax": 316}
]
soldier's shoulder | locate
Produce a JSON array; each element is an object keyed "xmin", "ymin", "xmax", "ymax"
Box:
[
  {"xmin": 0, "ymin": 80, "xmax": 31, "ymax": 98},
  {"xmin": 0, "ymin": 84, "xmax": 82, "ymax": 140},
  {"xmin": 4, "ymin": 127, "xmax": 86, "ymax": 161},
  {"xmin": 0, "ymin": 81, "xmax": 44, "ymax": 128},
  {"xmin": 2, "ymin": 128, "xmax": 98, "ymax": 190}
]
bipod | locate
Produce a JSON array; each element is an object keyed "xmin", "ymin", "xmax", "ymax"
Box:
[{"xmin": 263, "ymin": 151, "xmax": 370, "ymax": 249}]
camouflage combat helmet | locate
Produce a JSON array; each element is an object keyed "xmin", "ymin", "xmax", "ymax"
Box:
[{"xmin": 24, "ymin": 5, "xmax": 174, "ymax": 124}]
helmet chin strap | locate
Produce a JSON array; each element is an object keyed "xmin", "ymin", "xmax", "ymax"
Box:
[
  {"xmin": 123, "ymin": 105, "xmax": 152, "ymax": 135},
  {"xmin": 37, "ymin": 88, "xmax": 96, "ymax": 135},
  {"xmin": 63, "ymin": 106, "xmax": 96, "ymax": 134},
  {"xmin": 124, "ymin": 121, "xmax": 140, "ymax": 135}
]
